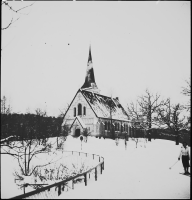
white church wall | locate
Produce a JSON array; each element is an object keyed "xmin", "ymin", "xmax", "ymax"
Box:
[
  {"xmin": 62, "ymin": 91, "xmax": 98, "ymax": 136},
  {"xmin": 62, "ymin": 90, "xmax": 131, "ymax": 137}
]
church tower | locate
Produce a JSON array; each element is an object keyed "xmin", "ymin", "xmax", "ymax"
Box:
[{"xmin": 81, "ymin": 46, "xmax": 100, "ymax": 94}]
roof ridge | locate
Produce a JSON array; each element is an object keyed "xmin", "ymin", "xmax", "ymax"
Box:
[{"xmin": 81, "ymin": 89, "xmax": 116, "ymax": 100}]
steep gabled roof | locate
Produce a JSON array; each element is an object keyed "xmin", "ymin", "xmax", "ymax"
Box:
[
  {"xmin": 81, "ymin": 90, "xmax": 130, "ymax": 121},
  {"xmin": 62, "ymin": 90, "xmax": 80, "ymax": 120}
]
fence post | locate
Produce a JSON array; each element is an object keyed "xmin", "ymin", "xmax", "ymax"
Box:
[
  {"xmin": 95, "ymin": 167, "xmax": 97, "ymax": 181},
  {"xmin": 102, "ymin": 162, "xmax": 104, "ymax": 170},
  {"xmin": 72, "ymin": 180, "xmax": 74, "ymax": 189},
  {"xmin": 58, "ymin": 184, "xmax": 61, "ymax": 196},
  {"xmin": 84, "ymin": 173, "xmax": 87, "ymax": 186},
  {"xmin": 100, "ymin": 164, "xmax": 102, "ymax": 174}
]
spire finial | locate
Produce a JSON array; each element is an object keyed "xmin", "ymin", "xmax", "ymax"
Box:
[{"xmin": 88, "ymin": 45, "xmax": 92, "ymax": 63}]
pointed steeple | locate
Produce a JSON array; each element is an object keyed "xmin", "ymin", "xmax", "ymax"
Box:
[
  {"xmin": 81, "ymin": 46, "xmax": 100, "ymax": 93},
  {"xmin": 88, "ymin": 45, "xmax": 92, "ymax": 63}
]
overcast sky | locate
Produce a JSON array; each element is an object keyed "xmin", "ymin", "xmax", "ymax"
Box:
[{"xmin": 1, "ymin": 1, "xmax": 190, "ymax": 117}]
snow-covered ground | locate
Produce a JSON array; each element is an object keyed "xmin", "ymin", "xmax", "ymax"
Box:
[{"xmin": 1, "ymin": 136, "xmax": 190, "ymax": 199}]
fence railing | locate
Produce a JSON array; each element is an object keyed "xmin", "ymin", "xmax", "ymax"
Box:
[{"xmin": 10, "ymin": 151, "xmax": 104, "ymax": 199}]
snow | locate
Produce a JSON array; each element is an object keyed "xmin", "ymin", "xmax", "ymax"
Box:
[
  {"xmin": 81, "ymin": 90, "xmax": 129, "ymax": 121},
  {"xmin": 0, "ymin": 135, "xmax": 17, "ymax": 143},
  {"xmin": 1, "ymin": 136, "xmax": 190, "ymax": 199}
]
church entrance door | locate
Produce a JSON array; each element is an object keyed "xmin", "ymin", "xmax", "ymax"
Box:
[{"xmin": 75, "ymin": 129, "xmax": 80, "ymax": 137}]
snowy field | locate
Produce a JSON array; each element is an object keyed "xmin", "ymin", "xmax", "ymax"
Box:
[{"xmin": 1, "ymin": 136, "xmax": 190, "ymax": 199}]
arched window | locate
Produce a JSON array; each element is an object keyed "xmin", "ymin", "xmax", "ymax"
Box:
[
  {"xmin": 83, "ymin": 106, "xmax": 86, "ymax": 115},
  {"xmin": 121, "ymin": 124, "xmax": 123, "ymax": 132},
  {"xmin": 115, "ymin": 123, "xmax": 117, "ymax": 131},
  {"xmin": 108, "ymin": 121, "xmax": 110, "ymax": 131},
  {"xmin": 117, "ymin": 123, "xmax": 119, "ymax": 131},
  {"xmin": 74, "ymin": 107, "xmax": 76, "ymax": 117},
  {"xmin": 105, "ymin": 122, "xmax": 107, "ymax": 130},
  {"xmin": 78, "ymin": 104, "xmax": 82, "ymax": 115}
]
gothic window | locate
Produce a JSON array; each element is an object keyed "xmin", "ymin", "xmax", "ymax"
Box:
[
  {"xmin": 74, "ymin": 107, "xmax": 76, "ymax": 117},
  {"xmin": 105, "ymin": 122, "xmax": 107, "ymax": 130},
  {"xmin": 115, "ymin": 123, "xmax": 117, "ymax": 131},
  {"xmin": 78, "ymin": 104, "xmax": 82, "ymax": 115},
  {"xmin": 83, "ymin": 106, "xmax": 86, "ymax": 115},
  {"xmin": 117, "ymin": 123, "xmax": 119, "ymax": 131},
  {"xmin": 108, "ymin": 121, "xmax": 110, "ymax": 131}
]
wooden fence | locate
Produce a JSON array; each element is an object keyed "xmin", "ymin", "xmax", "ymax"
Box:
[{"xmin": 10, "ymin": 151, "xmax": 104, "ymax": 199}]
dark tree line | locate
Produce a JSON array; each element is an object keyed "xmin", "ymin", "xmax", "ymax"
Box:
[{"xmin": 1, "ymin": 113, "xmax": 63, "ymax": 141}]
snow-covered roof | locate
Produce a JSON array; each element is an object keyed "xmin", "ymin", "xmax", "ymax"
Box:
[{"xmin": 81, "ymin": 90, "xmax": 130, "ymax": 122}]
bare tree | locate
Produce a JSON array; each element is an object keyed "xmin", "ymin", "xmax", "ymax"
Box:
[
  {"xmin": 127, "ymin": 101, "xmax": 146, "ymax": 134},
  {"xmin": 1, "ymin": 134, "xmax": 62, "ymax": 193},
  {"xmin": 2, "ymin": 0, "xmax": 35, "ymax": 31},
  {"xmin": 2, "ymin": 136, "xmax": 58, "ymax": 178},
  {"xmin": 181, "ymin": 79, "xmax": 191, "ymax": 97},
  {"xmin": 137, "ymin": 89, "xmax": 169, "ymax": 133},
  {"xmin": 35, "ymin": 108, "xmax": 47, "ymax": 117},
  {"xmin": 181, "ymin": 78, "xmax": 191, "ymax": 112},
  {"xmin": 57, "ymin": 104, "xmax": 70, "ymax": 147},
  {"xmin": 1, "ymin": 95, "xmax": 12, "ymax": 114},
  {"xmin": 58, "ymin": 103, "xmax": 70, "ymax": 118},
  {"xmin": 181, "ymin": 78, "xmax": 191, "ymax": 133},
  {"xmin": 82, "ymin": 128, "xmax": 91, "ymax": 142},
  {"xmin": 157, "ymin": 102, "xmax": 189, "ymax": 145},
  {"xmin": 127, "ymin": 101, "xmax": 141, "ymax": 121},
  {"xmin": 127, "ymin": 90, "xmax": 169, "ymax": 140},
  {"xmin": 56, "ymin": 123, "xmax": 69, "ymax": 150},
  {"xmin": 57, "ymin": 114, "xmax": 70, "ymax": 149},
  {"xmin": 1, "ymin": 96, "xmax": 12, "ymax": 140}
]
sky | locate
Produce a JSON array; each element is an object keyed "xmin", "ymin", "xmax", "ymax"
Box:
[{"xmin": 1, "ymin": 1, "xmax": 190, "ymax": 117}]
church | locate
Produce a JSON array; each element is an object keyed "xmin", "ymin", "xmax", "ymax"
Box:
[{"xmin": 62, "ymin": 46, "xmax": 131, "ymax": 138}]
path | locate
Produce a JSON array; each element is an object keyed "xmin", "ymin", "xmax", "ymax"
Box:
[{"xmin": 57, "ymin": 138, "xmax": 190, "ymax": 199}]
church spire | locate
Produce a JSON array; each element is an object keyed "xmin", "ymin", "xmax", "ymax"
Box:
[
  {"xmin": 88, "ymin": 45, "xmax": 92, "ymax": 63},
  {"xmin": 81, "ymin": 46, "xmax": 100, "ymax": 93}
]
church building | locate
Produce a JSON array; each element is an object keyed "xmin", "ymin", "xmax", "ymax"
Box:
[{"xmin": 62, "ymin": 46, "xmax": 131, "ymax": 138}]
